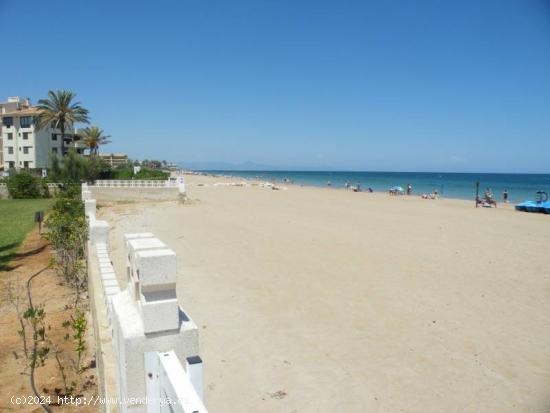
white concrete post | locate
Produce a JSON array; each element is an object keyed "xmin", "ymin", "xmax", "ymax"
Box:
[
  {"xmin": 177, "ymin": 176, "xmax": 187, "ymax": 203},
  {"xmin": 82, "ymin": 190, "xmax": 92, "ymax": 200},
  {"xmin": 89, "ymin": 220, "xmax": 109, "ymax": 247},
  {"xmin": 144, "ymin": 352, "xmax": 161, "ymax": 413},
  {"xmin": 177, "ymin": 176, "xmax": 186, "ymax": 195},
  {"xmin": 111, "ymin": 233, "xmax": 203, "ymax": 413},
  {"xmin": 159, "ymin": 351, "xmax": 207, "ymax": 413},
  {"xmin": 126, "ymin": 237, "xmax": 166, "ymax": 303},
  {"xmin": 186, "ymin": 356, "xmax": 204, "ymax": 401},
  {"xmin": 84, "ymin": 199, "xmax": 97, "ymax": 221}
]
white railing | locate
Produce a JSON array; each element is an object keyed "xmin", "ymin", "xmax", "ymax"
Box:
[
  {"xmin": 146, "ymin": 351, "xmax": 207, "ymax": 413},
  {"xmin": 92, "ymin": 179, "xmax": 178, "ymax": 188}
]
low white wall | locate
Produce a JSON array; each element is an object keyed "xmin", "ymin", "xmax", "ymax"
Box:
[
  {"xmin": 89, "ymin": 178, "xmax": 186, "ymax": 202},
  {"xmin": 85, "ymin": 186, "xmax": 206, "ymax": 413},
  {"xmin": 88, "ymin": 187, "xmax": 179, "ymax": 202}
]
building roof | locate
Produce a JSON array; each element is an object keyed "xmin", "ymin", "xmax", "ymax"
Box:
[
  {"xmin": 99, "ymin": 153, "xmax": 127, "ymax": 158},
  {"xmin": 1, "ymin": 107, "xmax": 41, "ymax": 117}
]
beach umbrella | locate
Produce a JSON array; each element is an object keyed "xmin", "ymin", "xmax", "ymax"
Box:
[{"xmin": 390, "ymin": 186, "xmax": 404, "ymax": 192}]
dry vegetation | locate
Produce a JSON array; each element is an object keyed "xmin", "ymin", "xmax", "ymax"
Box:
[{"xmin": 0, "ymin": 229, "xmax": 98, "ymax": 412}]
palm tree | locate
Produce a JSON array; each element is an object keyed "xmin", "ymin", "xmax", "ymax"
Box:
[
  {"xmin": 81, "ymin": 126, "xmax": 111, "ymax": 155},
  {"xmin": 35, "ymin": 90, "xmax": 90, "ymax": 158}
]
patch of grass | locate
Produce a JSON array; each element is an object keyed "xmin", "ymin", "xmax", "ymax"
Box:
[{"xmin": 0, "ymin": 198, "xmax": 53, "ymax": 271}]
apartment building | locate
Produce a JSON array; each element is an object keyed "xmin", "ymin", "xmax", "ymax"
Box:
[
  {"xmin": 0, "ymin": 96, "xmax": 84, "ymax": 170},
  {"xmin": 0, "ymin": 97, "xmax": 30, "ymax": 169},
  {"xmin": 98, "ymin": 153, "xmax": 128, "ymax": 167}
]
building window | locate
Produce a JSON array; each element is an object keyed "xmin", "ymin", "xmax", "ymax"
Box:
[
  {"xmin": 24, "ymin": 161, "xmax": 30, "ymax": 169},
  {"xmin": 51, "ymin": 133, "xmax": 57, "ymax": 141},
  {"xmin": 8, "ymin": 161, "xmax": 15, "ymax": 169},
  {"xmin": 7, "ymin": 147, "xmax": 13, "ymax": 154},
  {"xmin": 7, "ymin": 133, "xmax": 13, "ymax": 140},
  {"xmin": 23, "ymin": 147, "xmax": 32, "ymax": 154},
  {"xmin": 2, "ymin": 117, "xmax": 13, "ymax": 127},
  {"xmin": 23, "ymin": 132, "xmax": 30, "ymax": 140},
  {"xmin": 20, "ymin": 116, "xmax": 33, "ymax": 128},
  {"xmin": 52, "ymin": 147, "xmax": 58, "ymax": 154}
]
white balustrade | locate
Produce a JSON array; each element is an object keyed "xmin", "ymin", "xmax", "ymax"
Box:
[{"xmin": 91, "ymin": 179, "xmax": 180, "ymax": 188}]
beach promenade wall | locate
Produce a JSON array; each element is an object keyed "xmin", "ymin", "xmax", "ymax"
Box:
[
  {"xmin": 88, "ymin": 179, "xmax": 186, "ymax": 202},
  {"xmin": 83, "ymin": 184, "xmax": 206, "ymax": 413}
]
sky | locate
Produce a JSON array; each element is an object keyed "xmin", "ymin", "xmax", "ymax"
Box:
[{"xmin": 0, "ymin": 0, "xmax": 549, "ymax": 173}]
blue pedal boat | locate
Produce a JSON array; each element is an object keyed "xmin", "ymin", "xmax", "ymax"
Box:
[{"xmin": 515, "ymin": 201, "xmax": 534, "ymax": 212}]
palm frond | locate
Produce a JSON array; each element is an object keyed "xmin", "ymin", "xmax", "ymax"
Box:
[
  {"xmin": 35, "ymin": 89, "xmax": 90, "ymax": 132},
  {"xmin": 81, "ymin": 125, "xmax": 112, "ymax": 154}
]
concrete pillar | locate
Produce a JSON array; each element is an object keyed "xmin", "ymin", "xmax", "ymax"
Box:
[
  {"xmin": 177, "ymin": 176, "xmax": 186, "ymax": 195},
  {"xmin": 124, "ymin": 232, "xmax": 155, "ymax": 250},
  {"xmin": 186, "ymin": 355, "xmax": 204, "ymax": 401},
  {"xmin": 135, "ymin": 248, "xmax": 179, "ymax": 334},
  {"xmin": 178, "ymin": 176, "xmax": 187, "ymax": 203},
  {"xmin": 84, "ymin": 199, "xmax": 97, "ymax": 221},
  {"xmin": 89, "ymin": 220, "xmax": 109, "ymax": 246},
  {"xmin": 110, "ymin": 232, "xmax": 202, "ymax": 412},
  {"xmin": 126, "ymin": 237, "xmax": 166, "ymax": 302}
]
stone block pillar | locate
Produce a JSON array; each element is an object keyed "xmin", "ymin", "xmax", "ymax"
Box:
[
  {"xmin": 136, "ymin": 248, "xmax": 179, "ymax": 333},
  {"xmin": 111, "ymin": 233, "xmax": 201, "ymax": 412},
  {"xmin": 90, "ymin": 220, "xmax": 109, "ymax": 247}
]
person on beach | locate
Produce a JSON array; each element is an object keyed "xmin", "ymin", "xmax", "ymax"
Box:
[
  {"xmin": 327, "ymin": 181, "xmax": 332, "ymax": 187},
  {"xmin": 407, "ymin": 184, "xmax": 412, "ymax": 195},
  {"xmin": 503, "ymin": 189, "xmax": 509, "ymax": 203},
  {"xmin": 483, "ymin": 188, "xmax": 497, "ymax": 207}
]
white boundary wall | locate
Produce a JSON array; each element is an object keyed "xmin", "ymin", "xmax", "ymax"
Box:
[
  {"xmin": 84, "ymin": 184, "xmax": 206, "ymax": 413},
  {"xmin": 87, "ymin": 177, "xmax": 186, "ymax": 202},
  {"xmin": 93, "ymin": 180, "xmax": 177, "ymax": 188}
]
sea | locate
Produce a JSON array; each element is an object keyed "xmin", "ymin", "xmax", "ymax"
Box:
[{"xmin": 201, "ymin": 171, "xmax": 550, "ymax": 203}]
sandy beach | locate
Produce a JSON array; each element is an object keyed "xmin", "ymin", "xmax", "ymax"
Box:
[{"xmin": 99, "ymin": 174, "xmax": 550, "ymax": 412}]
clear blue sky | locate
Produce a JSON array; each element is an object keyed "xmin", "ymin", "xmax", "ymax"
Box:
[{"xmin": 1, "ymin": 0, "xmax": 549, "ymax": 173}]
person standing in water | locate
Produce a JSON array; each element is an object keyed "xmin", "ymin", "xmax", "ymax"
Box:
[
  {"xmin": 503, "ymin": 189, "xmax": 509, "ymax": 203},
  {"xmin": 407, "ymin": 183, "xmax": 412, "ymax": 195}
]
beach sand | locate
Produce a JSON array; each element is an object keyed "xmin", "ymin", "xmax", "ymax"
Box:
[{"xmin": 100, "ymin": 174, "xmax": 550, "ymax": 412}]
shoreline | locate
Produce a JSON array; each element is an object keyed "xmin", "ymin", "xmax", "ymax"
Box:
[
  {"xmin": 183, "ymin": 169, "xmax": 550, "ymax": 204},
  {"xmin": 184, "ymin": 170, "xmax": 521, "ymax": 209}
]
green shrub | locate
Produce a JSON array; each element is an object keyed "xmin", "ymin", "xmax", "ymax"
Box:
[
  {"xmin": 47, "ymin": 151, "xmax": 113, "ymax": 183},
  {"xmin": 44, "ymin": 184, "xmax": 87, "ymax": 288},
  {"xmin": 7, "ymin": 172, "xmax": 46, "ymax": 199}
]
